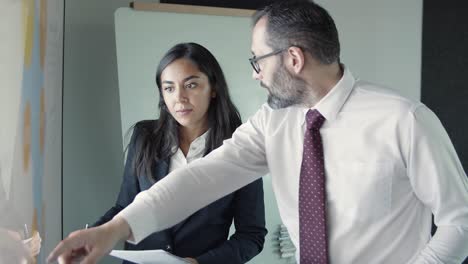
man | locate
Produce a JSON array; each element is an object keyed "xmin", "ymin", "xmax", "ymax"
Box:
[{"xmin": 49, "ymin": 1, "xmax": 468, "ymax": 263}]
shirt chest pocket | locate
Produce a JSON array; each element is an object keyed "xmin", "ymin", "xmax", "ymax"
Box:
[{"xmin": 330, "ymin": 161, "xmax": 394, "ymax": 221}]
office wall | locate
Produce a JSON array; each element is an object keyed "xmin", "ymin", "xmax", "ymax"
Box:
[
  {"xmin": 421, "ymin": 2, "xmax": 468, "ymax": 262},
  {"xmin": 63, "ymin": 0, "xmax": 128, "ymax": 263},
  {"xmin": 421, "ymin": 0, "xmax": 468, "ymax": 172}
]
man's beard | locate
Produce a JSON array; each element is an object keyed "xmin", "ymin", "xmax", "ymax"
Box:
[{"xmin": 262, "ymin": 64, "xmax": 307, "ymax": 109}]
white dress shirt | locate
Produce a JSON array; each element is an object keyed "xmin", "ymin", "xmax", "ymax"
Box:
[
  {"xmin": 168, "ymin": 130, "xmax": 209, "ymax": 172},
  {"xmin": 118, "ymin": 67, "xmax": 468, "ymax": 263}
]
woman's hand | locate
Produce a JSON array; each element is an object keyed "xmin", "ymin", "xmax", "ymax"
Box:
[{"xmin": 47, "ymin": 217, "xmax": 131, "ymax": 264}]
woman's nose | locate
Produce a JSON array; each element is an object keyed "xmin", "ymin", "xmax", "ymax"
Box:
[{"xmin": 175, "ymin": 88, "xmax": 188, "ymax": 103}]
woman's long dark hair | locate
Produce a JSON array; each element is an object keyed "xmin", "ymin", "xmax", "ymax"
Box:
[{"xmin": 132, "ymin": 42, "xmax": 242, "ymax": 179}]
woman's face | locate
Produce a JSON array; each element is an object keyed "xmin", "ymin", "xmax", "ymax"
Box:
[{"xmin": 160, "ymin": 58, "xmax": 215, "ymax": 130}]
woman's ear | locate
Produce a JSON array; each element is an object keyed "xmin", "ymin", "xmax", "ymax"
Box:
[
  {"xmin": 286, "ymin": 46, "xmax": 305, "ymax": 74},
  {"xmin": 211, "ymin": 90, "xmax": 216, "ymax": 98}
]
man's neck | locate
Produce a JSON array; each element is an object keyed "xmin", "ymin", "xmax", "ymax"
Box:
[{"xmin": 302, "ymin": 62, "xmax": 343, "ymax": 107}]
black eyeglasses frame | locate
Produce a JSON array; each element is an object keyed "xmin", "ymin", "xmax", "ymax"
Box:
[{"xmin": 248, "ymin": 47, "xmax": 289, "ymax": 74}]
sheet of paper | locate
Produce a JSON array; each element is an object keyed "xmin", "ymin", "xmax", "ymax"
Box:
[{"xmin": 109, "ymin": 249, "xmax": 191, "ymax": 264}]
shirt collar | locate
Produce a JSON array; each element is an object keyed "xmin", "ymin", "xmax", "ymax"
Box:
[
  {"xmin": 191, "ymin": 129, "xmax": 210, "ymax": 148},
  {"xmin": 301, "ymin": 65, "xmax": 356, "ymax": 125},
  {"xmin": 171, "ymin": 128, "xmax": 210, "ymax": 154}
]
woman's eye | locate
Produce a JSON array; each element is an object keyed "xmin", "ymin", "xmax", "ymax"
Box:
[
  {"xmin": 186, "ymin": 83, "xmax": 197, "ymax": 89},
  {"xmin": 163, "ymin": 86, "xmax": 174, "ymax": 92}
]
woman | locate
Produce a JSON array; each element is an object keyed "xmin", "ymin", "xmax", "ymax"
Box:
[{"xmin": 94, "ymin": 43, "xmax": 267, "ymax": 264}]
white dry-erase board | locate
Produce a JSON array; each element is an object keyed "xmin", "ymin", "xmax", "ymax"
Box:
[{"xmin": 114, "ymin": 2, "xmax": 422, "ymax": 263}]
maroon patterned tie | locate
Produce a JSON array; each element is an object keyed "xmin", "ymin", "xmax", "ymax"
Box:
[{"xmin": 299, "ymin": 109, "xmax": 328, "ymax": 264}]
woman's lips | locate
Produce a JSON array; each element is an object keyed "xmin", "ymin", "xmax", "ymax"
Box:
[{"xmin": 176, "ymin": 109, "xmax": 193, "ymax": 116}]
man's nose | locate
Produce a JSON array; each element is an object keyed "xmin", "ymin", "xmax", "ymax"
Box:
[{"xmin": 252, "ymin": 69, "xmax": 262, "ymax": 80}]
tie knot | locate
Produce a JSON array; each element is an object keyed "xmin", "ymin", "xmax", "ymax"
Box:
[{"xmin": 306, "ymin": 109, "xmax": 325, "ymax": 130}]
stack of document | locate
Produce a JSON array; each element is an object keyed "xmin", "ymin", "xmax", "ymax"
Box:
[{"xmin": 110, "ymin": 249, "xmax": 191, "ymax": 264}]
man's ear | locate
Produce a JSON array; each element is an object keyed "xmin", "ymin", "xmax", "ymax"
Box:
[{"xmin": 286, "ymin": 46, "xmax": 305, "ymax": 74}]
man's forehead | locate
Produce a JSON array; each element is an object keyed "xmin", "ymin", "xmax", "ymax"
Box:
[
  {"xmin": 251, "ymin": 17, "xmax": 268, "ymax": 53},
  {"xmin": 253, "ymin": 16, "xmax": 268, "ymax": 35}
]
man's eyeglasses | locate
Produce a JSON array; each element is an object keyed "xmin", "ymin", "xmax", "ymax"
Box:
[{"xmin": 249, "ymin": 48, "xmax": 288, "ymax": 74}]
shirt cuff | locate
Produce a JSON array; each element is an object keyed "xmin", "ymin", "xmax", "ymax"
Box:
[{"xmin": 115, "ymin": 202, "xmax": 157, "ymax": 244}]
